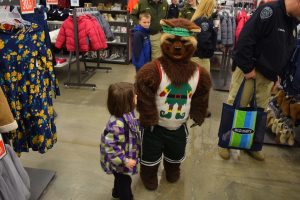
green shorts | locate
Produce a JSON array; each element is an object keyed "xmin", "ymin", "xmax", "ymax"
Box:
[{"xmin": 141, "ymin": 124, "xmax": 189, "ymax": 166}]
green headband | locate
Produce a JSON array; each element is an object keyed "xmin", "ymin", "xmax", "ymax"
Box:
[{"xmin": 161, "ymin": 25, "xmax": 193, "ymax": 37}]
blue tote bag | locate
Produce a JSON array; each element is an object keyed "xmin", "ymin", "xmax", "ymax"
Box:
[{"xmin": 218, "ymin": 79, "xmax": 267, "ymax": 151}]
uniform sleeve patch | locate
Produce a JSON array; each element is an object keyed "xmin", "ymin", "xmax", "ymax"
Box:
[
  {"xmin": 260, "ymin": 6, "xmax": 273, "ymax": 19},
  {"xmin": 201, "ymin": 22, "xmax": 209, "ymax": 32}
]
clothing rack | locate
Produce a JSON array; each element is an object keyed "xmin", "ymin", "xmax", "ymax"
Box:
[
  {"xmin": 0, "ymin": 2, "xmax": 56, "ymax": 199},
  {"xmin": 211, "ymin": 47, "xmax": 232, "ymax": 91},
  {"xmin": 64, "ymin": 7, "xmax": 112, "ymax": 90}
]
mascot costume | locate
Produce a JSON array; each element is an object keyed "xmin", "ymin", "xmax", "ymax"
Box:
[{"xmin": 135, "ymin": 18, "xmax": 212, "ymax": 190}]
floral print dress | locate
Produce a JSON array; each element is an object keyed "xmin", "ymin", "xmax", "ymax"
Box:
[{"xmin": 0, "ymin": 23, "xmax": 60, "ymax": 155}]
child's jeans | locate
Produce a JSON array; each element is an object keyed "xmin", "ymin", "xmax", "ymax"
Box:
[{"xmin": 113, "ymin": 172, "xmax": 133, "ymax": 200}]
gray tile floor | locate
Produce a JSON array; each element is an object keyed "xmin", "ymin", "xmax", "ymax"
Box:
[{"xmin": 20, "ymin": 64, "xmax": 300, "ymax": 200}]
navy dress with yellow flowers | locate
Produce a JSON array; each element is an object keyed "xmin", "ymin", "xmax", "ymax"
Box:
[{"xmin": 0, "ymin": 23, "xmax": 60, "ymax": 155}]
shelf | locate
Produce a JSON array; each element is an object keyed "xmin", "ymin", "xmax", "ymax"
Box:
[
  {"xmin": 99, "ymin": 10, "xmax": 128, "ymax": 14},
  {"xmin": 47, "ymin": 20, "xmax": 64, "ymax": 25},
  {"xmin": 54, "ymin": 55, "xmax": 82, "ymax": 68},
  {"xmin": 112, "ymin": 32, "xmax": 128, "ymax": 35},
  {"xmin": 81, "ymin": 58, "xmax": 128, "ymax": 64},
  {"xmin": 264, "ymin": 129, "xmax": 300, "ymax": 147},
  {"xmin": 107, "ymin": 42, "xmax": 127, "ymax": 46},
  {"xmin": 108, "ymin": 21, "xmax": 128, "ymax": 25}
]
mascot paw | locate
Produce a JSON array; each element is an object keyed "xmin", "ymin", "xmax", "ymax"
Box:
[
  {"xmin": 190, "ymin": 118, "xmax": 205, "ymax": 128},
  {"xmin": 140, "ymin": 164, "xmax": 159, "ymax": 191},
  {"xmin": 163, "ymin": 160, "xmax": 180, "ymax": 183}
]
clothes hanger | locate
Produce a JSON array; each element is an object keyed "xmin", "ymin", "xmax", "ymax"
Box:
[{"xmin": 0, "ymin": 6, "xmax": 31, "ymax": 28}]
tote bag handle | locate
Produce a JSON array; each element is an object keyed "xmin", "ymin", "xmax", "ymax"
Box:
[{"xmin": 233, "ymin": 78, "xmax": 257, "ymax": 109}]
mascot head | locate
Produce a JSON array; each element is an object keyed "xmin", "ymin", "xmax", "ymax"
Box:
[{"xmin": 160, "ymin": 18, "xmax": 201, "ymax": 61}]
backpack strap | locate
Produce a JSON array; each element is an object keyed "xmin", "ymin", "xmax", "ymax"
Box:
[{"xmin": 153, "ymin": 59, "xmax": 162, "ymax": 82}]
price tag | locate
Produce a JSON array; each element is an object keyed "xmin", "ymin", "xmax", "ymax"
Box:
[
  {"xmin": 0, "ymin": 134, "xmax": 7, "ymax": 160},
  {"xmin": 20, "ymin": 0, "xmax": 36, "ymax": 14},
  {"xmin": 70, "ymin": 0, "xmax": 79, "ymax": 7},
  {"xmin": 46, "ymin": 0, "xmax": 58, "ymax": 5}
]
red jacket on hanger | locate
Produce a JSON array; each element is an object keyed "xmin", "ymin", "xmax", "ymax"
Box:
[
  {"xmin": 55, "ymin": 15, "xmax": 107, "ymax": 52},
  {"xmin": 235, "ymin": 10, "xmax": 250, "ymax": 44}
]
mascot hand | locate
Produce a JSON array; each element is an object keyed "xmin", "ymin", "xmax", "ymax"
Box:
[{"xmin": 160, "ymin": 91, "xmax": 167, "ymax": 97}]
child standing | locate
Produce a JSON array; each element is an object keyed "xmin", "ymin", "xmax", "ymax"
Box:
[
  {"xmin": 100, "ymin": 82, "xmax": 140, "ymax": 200},
  {"xmin": 131, "ymin": 12, "xmax": 151, "ymax": 72}
]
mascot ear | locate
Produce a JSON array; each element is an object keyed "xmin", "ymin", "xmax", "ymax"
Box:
[
  {"xmin": 160, "ymin": 19, "xmax": 169, "ymax": 27},
  {"xmin": 160, "ymin": 18, "xmax": 201, "ymax": 33}
]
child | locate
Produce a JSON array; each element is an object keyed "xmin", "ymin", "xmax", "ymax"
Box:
[
  {"xmin": 100, "ymin": 82, "xmax": 140, "ymax": 200},
  {"xmin": 131, "ymin": 12, "xmax": 151, "ymax": 72}
]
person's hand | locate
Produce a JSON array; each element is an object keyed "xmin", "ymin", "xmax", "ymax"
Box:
[
  {"xmin": 125, "ymin": 158, "xmax": 136, "ymax": 169},
  {"xmin": 244, "ymin": 69, "xmax": 256, "ymax": 80}
]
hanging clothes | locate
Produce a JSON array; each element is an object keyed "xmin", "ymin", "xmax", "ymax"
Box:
[
  {"xmin": 235, "ymin": 9, "xmax": 250, "ymax": 43},
  {"xmin": 21, "ymin": 6, "xmax": 51, "ymax": 49},
  {"xmin": 55, "ymin": 15, "xmax": 108, "ymax": 52},
  {"xmin": 0, "ymin": 23, "xmax": 59, "ymax": 155},
  {"xmin": 0, "ymin": 144, "xmax": 31, "ymax": 200},
  {"xmin": 219, "ymin": 10, "xmax": 236, "ymax": 46},
  {"xmin": 94, "ymin": 12, "xmax": 114, "ymax": 40}
]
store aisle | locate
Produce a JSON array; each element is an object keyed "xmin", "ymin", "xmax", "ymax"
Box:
[{"xmin": 20, "ymin": 64, "xmax": 300, "ymax": 200}]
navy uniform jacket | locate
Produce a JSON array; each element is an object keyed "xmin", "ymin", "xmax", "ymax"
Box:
[
  {"xmin": 167, "ymin": 4, "xmax": 179, "ymax": 19},
  {"xmin": 234, "ymin": 0, "xmax": 299, "ymax": 81}
]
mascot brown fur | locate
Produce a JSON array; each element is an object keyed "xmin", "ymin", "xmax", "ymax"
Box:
[{"xmin": 135, "ymin": 18, "xmax": 212, "ymax": 190}]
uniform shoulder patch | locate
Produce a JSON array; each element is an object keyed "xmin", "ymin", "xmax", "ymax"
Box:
[
  {"xmin": 260, "ymin": 6, "xmax": 273, "ymax": 20},
  {"xmin": 201, "ymin": 22, "xmax": 209, "ymax": 32}
]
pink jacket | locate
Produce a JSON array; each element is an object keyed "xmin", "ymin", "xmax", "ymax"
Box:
[
  {"xmin": 235, "ymin": 10, "xmax": 250, "ymax": 44},
  {"xmin": 55, "ymin": 15, "xmax": 107, "ymax": 52}
]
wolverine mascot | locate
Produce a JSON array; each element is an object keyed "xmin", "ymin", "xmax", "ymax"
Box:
[{"xmin": 135, "ymin": 18, "xmax": 212, "ymax": 190}]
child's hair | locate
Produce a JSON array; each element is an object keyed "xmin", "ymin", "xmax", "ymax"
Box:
[
  {"xmin": 139, "ymin": 12, "xmax": 151, "ymax": 21},
  {"xmin": 107, "ymin": 82, "xmax": 135, "ymax": 117}
]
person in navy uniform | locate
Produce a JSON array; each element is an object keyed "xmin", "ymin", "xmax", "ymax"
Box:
[
  {"xmin": 219, "ymin": 0, "xmax": 300, "ymax": 161},
  {"xmin": 167, "ymin": 0, "xmax": 179, "ymax": 19}
]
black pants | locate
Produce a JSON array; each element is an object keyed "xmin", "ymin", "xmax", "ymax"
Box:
[{"xmin": 113, "ymin": 172, "xmax": 133, "ymax": 200}]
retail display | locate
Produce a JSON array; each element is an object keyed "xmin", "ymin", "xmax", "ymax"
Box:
[
  {"xmin": 55, "ymin": 15, "xmax": 108, "ymax": 52},
  {"xmin": 0, "ymin": 2, "xmax": 57, "ymax": 199},
  {"xmin": 58, "ymin": 7, "xmax": 112, "ymax": 89},
  {"xmin": 95, "ymin": 1, "xmax": 131, "ymax": 64},
  {"xmin": 282, "ymin": 39, "xmax": 300, "ymax": 97},
  {"xmin": 47, "ymin": 8, "xmax": 72, "ymax": 21},
  {"xmin": 266, "ymin": 91, "xmax": 300, "ymax": 146},
  {"xmin": 0, "ymin": 6, "xmax": 59, "ymax": 155},
  {"xmin": 218, "ymin": 9, "xmax": 236, "ymax": 46}
]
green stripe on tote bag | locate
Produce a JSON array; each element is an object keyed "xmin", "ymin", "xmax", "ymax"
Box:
[
  {"xmin": 229, "ymin": 109, "xmax": 257, "ymax": 149},
  {"xmin": 218, "ymin": 79, "xmax": 267, "ymax": 151}
]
